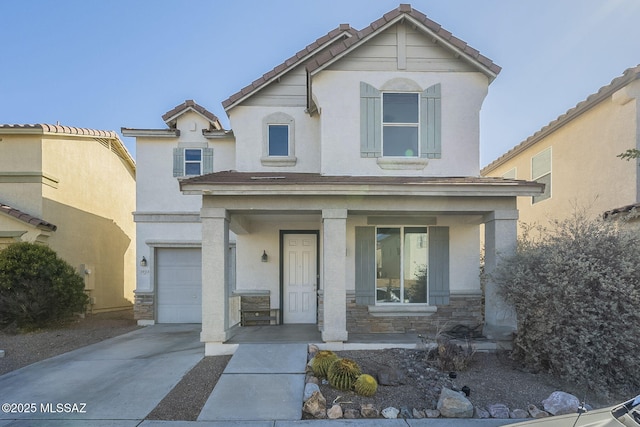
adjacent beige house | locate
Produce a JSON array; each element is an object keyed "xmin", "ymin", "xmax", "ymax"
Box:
[
  {"xmin": 482, "ymin": 65, "xmax": 640, "ymax": 228},
  {"xmin": 0, "ymin": 124, "xmax": 136, "ymax": 312}
]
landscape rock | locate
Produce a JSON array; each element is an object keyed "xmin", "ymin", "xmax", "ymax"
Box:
[
  {"xmin": 344, "ymin": 408, "xmax": 360, "ymax": 419},
  {"xmin": 487, "ymin": 403, "xmax": 511, "ymax": 419},
  {"xmin": 412, "ymin": 408, "xmax": 425, "ymax": 418},
  {"xmin": 303, "ymin": 383, "xmax": 320, "ymax": 402},
  {"xmin": 542, "ymin": 391, "xmax": 580, "ymax": 415},
  {"xmin": 303, "ymin": 391, "xmax": 326, "ymax": 418},
  {"xmin": 475, "ymin": 407, "xmax": 491, "ymax": 418},
  {"xmin": 306, "ymin": 375, "xmax": 319, "ymax": 385},
  {"xmin": 437, "ymin": 387, "xmax": 474, "ymax": 418},
  {"xmin": 511, "ymin": 408, "xmax": 529, "ymax": 419},
  {"xmin": 361, "ymin": 403, "xmax": 379, "ymax": 418},
  {"xmin": 400, "ymin": 407, "xmax": 412, "ymax": 418},
  {"xmin": 327, "ymin": 404, "xmax": 343, "ymax": 419},
  {"xmin": 424, "ymin": 409, "xmax": 441, "ymax": 418},
  {"xmin": 382, "ymin": 407, "xmax": 400, "ymax": 419},
  {"xmin": 528, "ymin": 404, "xmax": 550, "ymax": 419}
]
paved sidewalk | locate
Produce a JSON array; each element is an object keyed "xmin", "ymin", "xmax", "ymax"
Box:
[{"xmin": 198, "ymin": 343, "xmax": 308, "ymax": 421}]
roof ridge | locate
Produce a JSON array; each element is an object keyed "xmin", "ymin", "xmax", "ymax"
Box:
[
  {"xmin": 161, "ymin": 100, "xmax": 222, "ymax": 129},
  {"xmin": 482, "ymin": 64, "xmax": 640, "ymax": 173},
  {"xmin": 0, "ymin": 123, "xmax": 119, "ymax": 138}
]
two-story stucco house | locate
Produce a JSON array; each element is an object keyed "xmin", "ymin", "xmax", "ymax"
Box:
[
  {"xmin": 482, "ymin": 65, "xmax": 640, "ymax": 229},
  {"xmin": 125, "ymin": 4, "xmax": 542, "ymax": 353},
  {"xmin": 0, "ymin": 124, "xmax": 136, "ymax": 313}
]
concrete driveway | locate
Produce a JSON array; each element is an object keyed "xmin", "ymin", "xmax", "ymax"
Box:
[{"xmin": 0, "ymin": 324, "xmax": 203, "ymax": 425}]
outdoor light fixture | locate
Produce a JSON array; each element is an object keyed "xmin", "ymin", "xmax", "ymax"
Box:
[
  {"xmin": 261, "ymin": 250, "xmax": 268, "ymax": 262},
  {"xmin": 140, "ymin": 256, "xmax": 147, "ymax": 267}
]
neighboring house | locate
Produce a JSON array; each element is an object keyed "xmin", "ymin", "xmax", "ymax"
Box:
[
  {"xmin": 482, "ymin": 65, "xmax": 640, "ymax": 229},
  {"xmin": 125, "ymin": 4, "xmax": 542, "ymax": 352},
  {"xmin": 0, "ymin": 124, "xmax": 136, "ymax": 312}
]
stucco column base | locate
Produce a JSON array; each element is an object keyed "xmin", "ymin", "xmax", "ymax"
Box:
[
  {"xmin": 205, "ymin": 342, "xmax": 239, "ymax": 356},
  {"xmin": 322, "ymin": 330, "xmax": 349, "ymax": 343}
]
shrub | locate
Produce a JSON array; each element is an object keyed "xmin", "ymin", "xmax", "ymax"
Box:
[
  {"xmin": 492, "ymin": 212, "xmax": 640, "ymax": 394},
  {"xmin": 0, "ymin": 242, "xmax": 88, "ymax": 329}
]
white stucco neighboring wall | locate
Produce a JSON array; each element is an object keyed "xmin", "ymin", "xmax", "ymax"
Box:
[{"xmin": 313, "ymin": 70, "xmax": 488, "ymax": 176}]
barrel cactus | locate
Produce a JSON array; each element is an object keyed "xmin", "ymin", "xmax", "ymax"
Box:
[
  {"xmin": 311, "ymin": 350, "xmax": 338, "ymax": 378},
  {"xmin": 327, "ymin": 358, "xmax": 362, "ymax": 391},
  {"xmin": 354, "ymin": 374, "xmax": 378, "ymax": 397}
]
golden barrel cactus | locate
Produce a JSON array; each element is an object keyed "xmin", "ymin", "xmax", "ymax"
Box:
[
  {"xmin": 354, "ymin": 374, "xmax": 378, "ymax": 397},
  {"xmin": 327, "ymin": 358, "xmax": 362, "ymax": 391},
  {"xmin": 311, "ymin": 350, "xmax": 338, "ymax": 378}
]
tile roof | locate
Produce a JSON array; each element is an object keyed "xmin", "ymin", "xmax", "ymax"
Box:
[
  {"xmin": 0, "ymin": 123, "xmax": 136, "ymax": 172},
  {"xmin": 221, "ymin": 24, "xmax": 357, "ymax": 110},
  {"xmin": 603, "ymin": 202, "xmax": 640, "ymax": 220},
  {"xmin": 181, "ymin": 170, "xmax": 542, "ymax": 189},
  {"xmin": 162, "ymin": 100, "xmax": 223, "ymax": 129},
  {"xmin": 0, "ymin": 202, "xmax": 57, "ymax": 231},
  {"xmin": 482, "ymin": 64, "xmax": 640, "ymax": 174},
  {"xmin": 305, "ymin": 4, "xmax": 501, "ymax": 78},
  {"xmin": 222, "ymin": 4, "xmax": 500, "ymax": 111}
]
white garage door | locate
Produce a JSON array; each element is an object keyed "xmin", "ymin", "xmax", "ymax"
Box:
[{"xmin": 157, "ymin": 248, "xmax": 202, "ymax": 323}]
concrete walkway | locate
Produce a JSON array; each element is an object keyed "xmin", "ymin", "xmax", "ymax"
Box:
[{"xmin": 198, "ymin": 343, "xmax": 308, "ymax": 421}]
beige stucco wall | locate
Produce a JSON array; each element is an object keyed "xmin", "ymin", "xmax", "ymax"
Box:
[
  {"xmin": 484, "ymin": 85, "xmax": 640, "ymax": 227},
  {"xmin": 0, "ymin": 130, "xmax": 136, "ymax": 312}
]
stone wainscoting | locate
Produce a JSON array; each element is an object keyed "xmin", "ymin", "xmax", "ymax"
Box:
[
  {"xmin": 133, "ymin": 291, "xmax": 154, "ymax": 321},
  {"xmin": 319, "ymin": 290, "xmax": 483, "ymax": 335}
]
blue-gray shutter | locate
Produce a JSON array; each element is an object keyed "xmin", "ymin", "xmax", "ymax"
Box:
[
  {"xmin": 360, "ymin": 82, "xmax": 381, "ymax": 158},
  {"xmin": 428, "ymin": 226, "xmax": 449, "ymax": 305},
  {"xmin": 172, "ymin": 148, "xmax": 184, "ymax": 177},
  {"xmin": 355, "ymin": 226, "xmax": 376, "ymax": 305},
  {"xmin": 203, "ymin": 148, "xmax": 214, "ymax": 174},
  {"xmin": 420, "ymin": 83, "xmax": 441, "ymax": 159}
]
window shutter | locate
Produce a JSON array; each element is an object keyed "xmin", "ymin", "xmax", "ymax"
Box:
[
  {"xmin": 172, "ymin": 148, "xmax": 184, "ymax": 177},
  {"xmin": 203, "ymin": 148, "xmax": 214, "ymax": 174},
  {"xmin": 428, "ymin": 226, "xmax": 449, "ymax": 305},
  {"xmin": 360, "ymin": 82, "xmax": 381, "ymax": 158},
  {"xmin": 355, "ymin": 226, "xmax": 376, "ymax": 305},
  {"xmin": 420, "ymin": 83, "xmax": 441, "ymax": 159}
]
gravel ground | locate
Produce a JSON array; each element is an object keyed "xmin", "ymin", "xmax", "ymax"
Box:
[{"xmin": 0, "ymin": 316, "xmax": 625, "ymax": 421}]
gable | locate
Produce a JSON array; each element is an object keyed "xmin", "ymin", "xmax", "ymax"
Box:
[{"xmin": 327, "ymin": 22, "xmax": 477, "ymax": 73}]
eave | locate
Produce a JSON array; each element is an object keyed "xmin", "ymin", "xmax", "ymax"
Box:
[{"xmin": 120, "ymin": 128, "xmax": 180, "ymax": 138}]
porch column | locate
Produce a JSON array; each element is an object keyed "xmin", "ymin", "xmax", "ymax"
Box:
[
  {"xmin": 200, "ymin": 207, "xmax": 231, "ymax": 350},
  {"xmin": 322, "ymin": 209, "xmax": 348, "ymax": 342},
  {"xmin": 483, "ymin": 210, "xmax": 519, "ymax": 342}
]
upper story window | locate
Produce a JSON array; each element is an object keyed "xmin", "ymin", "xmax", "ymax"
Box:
[
  {"xmin": 382, "ymin": 93, "xmax": 419, "ymax": 157},
  {"xmin": 173, "ymin": 147, "xmax": 214, "ymax": 177},
  {"xmin": 262, "ymin": 112, "xmax": 296, "ymax": 166},
  {"xmin": 268, "ymin": 125, "xmax": 289, "ymax": 156},
  {"xmin": 184, "ymin": 149, "xmax": 202, "ymax": 175},
  {"xmin": 361, "ymin": 80, "xmax": 441, "ymax": 168},
  {"xmin": 532, "ymin": 147, "xmax": 551, "ymax": 203}
]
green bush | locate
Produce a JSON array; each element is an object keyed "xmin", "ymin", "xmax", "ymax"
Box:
[
  {"xmin": 0, "ymin": 242, "xmax": 88, "ymax": 329},
  {"xmin": 492, "ymin": 212, "xmax": 640, "ymax": 395}
]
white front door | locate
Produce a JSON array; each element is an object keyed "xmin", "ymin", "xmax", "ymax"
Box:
[{"xmin": 283, "ymin": 234, "xmax": 317, "ymax": 324}]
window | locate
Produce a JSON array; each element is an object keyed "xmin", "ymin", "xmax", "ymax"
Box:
[
  {"xmin": 172, "ymin": 147, "xmax": 214, "ymax": 177},
  {"xmin": 532, "ymin": 148, "xmax": 551, "ymax": 203},
  {"xmin": 184, "ymin": 149, "xmax": 202, "ymax": 176},
  {"xmin": 382, "ymin": 93, "xmax": 419, "ymax": 157},
  {"xmin": 376, "ymin": 226, "xmax": 428, "ymax": 304},
  {"xmin": 502, "ymin": 168, "xmax": 516, "ymax": 179},
  {"xmin": 268, "ymin": 125, "xmax": 289, "ymax": 156},
  {"xmin": 360, "ymin": 81, "xmax": 441, "ymax": 162},
  {"xmin": 261, "ymin": 112, "xmax": 296, "ymax": 166}
]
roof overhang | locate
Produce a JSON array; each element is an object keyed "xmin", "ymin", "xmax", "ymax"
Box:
[{"xmin": 120, "ymin": 128, "xmax": 180, "ymax": 138}]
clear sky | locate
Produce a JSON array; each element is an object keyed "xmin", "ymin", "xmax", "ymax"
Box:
[{"xmin": 2, "ymin": 0, "xmax": 639, "ymax": 166}]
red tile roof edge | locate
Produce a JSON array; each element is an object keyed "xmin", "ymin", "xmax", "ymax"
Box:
[
  {"xmin": 221, "ymin": 25, "xmax": 358, "ymax": 110},
  {"xmin": 161, "ymin": 100, "xmax": 222, "ymax": 128},
  {"xmin": 0, "ymin": 202, "xmax": 57, "ymax": 232}
]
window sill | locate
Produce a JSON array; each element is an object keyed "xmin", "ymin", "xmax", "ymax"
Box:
[
  {"xmin": 376, "ymin": 157, "xmax": 428, "ymax": 170},
  {"xmin": 368, "ymin": 304, "xmax": 437, "ymax": 317},
  {"xmin": 261, "ymin": 156, "xmax": 297, "ymax": 167}
]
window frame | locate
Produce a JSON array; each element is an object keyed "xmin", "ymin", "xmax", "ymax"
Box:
[
  {"xmin": 183, "ymin": 148, "xmax": 203, "ymax": 176},
  {"xmin": 375, "ymin": 225, "xmax": 429, "ymax": 305},
  {"xmin": 261, "ymin": 112, "xmax": 297, "ymax": 166},
  {"xmin": 267, "ymin": 124, "xmax": 289, "ymax": 157},
  {"xmin": 381, "ymin": 92, "xmax": 421, "ymax": 158},
  {"xmin": 532, "ymin": 147, "xmax": 552, "ymax": 204}
]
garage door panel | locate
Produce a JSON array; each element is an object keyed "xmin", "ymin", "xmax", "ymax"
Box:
[{"xmin": 157, "ymin": 248, "xmax": 202, "ymax": 323}]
